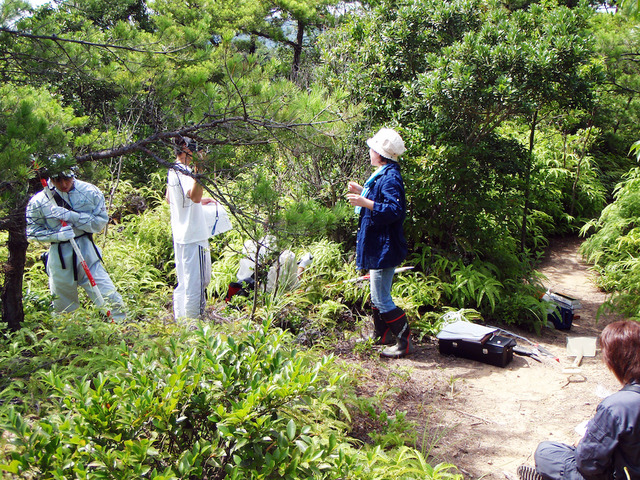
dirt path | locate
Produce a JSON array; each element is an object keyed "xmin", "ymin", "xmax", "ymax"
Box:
[{"xmin": 348, "ymin": 236, "xmax": 625, "ymax": 480}]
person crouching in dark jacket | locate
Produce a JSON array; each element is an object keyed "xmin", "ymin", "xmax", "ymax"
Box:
[
  {"xmin": 517, "ymin": 320, "xmax": 640, "ymax": 480},
  {"xmin": 346, "ymin": 128, "xmax": 414, "ymax": 358}
]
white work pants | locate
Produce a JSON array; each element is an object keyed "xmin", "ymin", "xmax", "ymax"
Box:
[
  {"xmin": 173, "ymin": 241, "xmax": 211, "ymax": 320},
  {"xmin": 47, "ymin": 236, "xmax": 126, "ymax": 321}
]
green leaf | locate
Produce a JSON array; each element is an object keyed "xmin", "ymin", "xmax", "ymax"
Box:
[
  {"xmin": 286, "ymin": 419, "xmax": 296, "ymax": 441},
  {"xmin": 0, "ymin": 460, "xmax": 22, "ymax": 474}
]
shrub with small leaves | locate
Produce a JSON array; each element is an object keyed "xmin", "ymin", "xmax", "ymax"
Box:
[{"xmin": 1, "ymin": 321, "xmax": 462, "ymax": 480}]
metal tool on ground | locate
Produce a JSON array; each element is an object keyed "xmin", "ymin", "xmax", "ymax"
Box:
[
  {"xmin": 343, "ymin": 266, "xmax": 414, "ymax": 283},
  {"xmin": 563, "ymin": 336, "xmax": 597, "ymax": 373},
  {"xmin": 39, "ymin": 177, "xmax": 112, "ymax": 320},
  {"xmin": 532, "ymin": 344, "xmax": 559, "ymax": 362},
  {"xmin": 488, "ymin": 325, "xmax": 560, "ymax": 362},
  {"xmin": 513, "ymin": 345, "xmax": 542, "ymax": 362}
]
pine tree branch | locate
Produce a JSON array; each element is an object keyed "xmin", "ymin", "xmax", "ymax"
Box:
[{"xmin": 0, "ymin": 27, "xmax": 190, "ymax": 54}]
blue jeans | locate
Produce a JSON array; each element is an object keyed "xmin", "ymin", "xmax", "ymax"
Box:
[{"xmin": 370, "ymin": 267, "xmax": 397, "ymax": 314}]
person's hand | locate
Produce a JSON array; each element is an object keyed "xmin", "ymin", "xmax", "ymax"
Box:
[
  {"xmin": 50, "ymin": 206, "xmax": 80, "ymax": 226},
  {"xmin": 201, "ymin": 198, "xmax": 217, "ymax": 206},
  {"xmin": 347, "ymin": 193, "xmax": 374, "ymax": 211},
  {"xmin": 347, "ymin": 193, "xmax": 363, "ymax": 207},
  {"xmin": 348, "ymin": 181, "xmax": 363, "ymax": 194},
  {"xmin": 57, "ymin": 225, "xmax": 75, "ymax": 241},
  {"xmin": 51, "ymin": 205, "xmax": 72, "ymax": 221},
  {"xmin": 192, "ymin": 151, "xmax": 207, "ymax": 174}
]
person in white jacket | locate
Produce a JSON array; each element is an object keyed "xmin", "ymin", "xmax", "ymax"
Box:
[
  {"xmin": 165, "ymin": 136, "xmax": 215, "ymax": 320},
  {"xmin": 26, "ymin": 157, "xmax": 126, "ymax": 321}
]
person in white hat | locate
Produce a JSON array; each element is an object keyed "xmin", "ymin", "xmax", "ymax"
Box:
[{"xmin": 346, "ymin": 128, "xmax": 415, "ymax": 358}]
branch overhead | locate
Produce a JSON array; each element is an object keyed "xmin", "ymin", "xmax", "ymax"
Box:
[{"xmin": 0, "ymin": 27, "xmax": 190, "ymax": 55}]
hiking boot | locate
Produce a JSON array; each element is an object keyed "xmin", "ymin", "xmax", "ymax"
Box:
[
  {"xmin": 380, "ymin": 307, "xmax": 416, "ymax": 358},
  {"xmin": 374, "ymin": 329, "xmax": 396, "ymax": 346},
  {"xmin": 358, "ymin": 308, "xmax": 395, "ymax": 345},
  {"xmin": 381, "ymin": 336, "xmax": 416, "ymax": 358},
  {"xmin": 372, "ymin": 307, "xmax": 395, "ymax": 345},
  {"xmin": 358, "ymin": 328, "xmax": 395, "ymax": 345},
  {"xmin": 517, "ymin": 465, "xmax": 543, "ymax": 480}
]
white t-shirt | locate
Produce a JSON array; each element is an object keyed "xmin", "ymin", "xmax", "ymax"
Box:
[{"xmin": 167, "ymin": 163, "xmax": 209, "ymax": 245}]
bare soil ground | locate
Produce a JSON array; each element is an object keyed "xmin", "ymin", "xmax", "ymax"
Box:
[{"xmin": 341, "ymin": 236, "xmax": 625, "ymax": 480}]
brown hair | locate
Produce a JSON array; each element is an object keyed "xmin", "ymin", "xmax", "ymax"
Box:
[{"xmin": 600, "ymin": 320, "xmax": 640, "ymax": 385}]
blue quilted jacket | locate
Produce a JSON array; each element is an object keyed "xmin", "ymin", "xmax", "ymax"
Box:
[{"xmin": 355, "ymin": 162, "xmax": 408, "ymax": 270}]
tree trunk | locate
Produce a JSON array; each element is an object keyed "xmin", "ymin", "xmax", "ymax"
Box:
[
  {"xmin": 290, "ymin": 20, "xmax": 305, "ymax": 80},
  {"xmin": 1, "ymin": 202, "xmax": 29, "ymax": 331},
  {"xmin": 520, "ymin": 109, "xmax": 538, "ymax": 254}
]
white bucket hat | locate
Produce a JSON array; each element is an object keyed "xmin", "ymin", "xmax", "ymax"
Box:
[{"xmin": 366, "ymin": 128, "xmax": 406, "ymax": 161}]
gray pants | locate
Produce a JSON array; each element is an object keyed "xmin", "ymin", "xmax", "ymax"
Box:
[
  {"xmin": 172, "ymin": 241, "xmax": 211, "ymax": 320},
  {"xmin": 535, "ymin": 441, "xmax": 585, "ymax": 480},
  {"xmin": 47, "ymin": 236, "xmax": 126, "ymax": 321}
]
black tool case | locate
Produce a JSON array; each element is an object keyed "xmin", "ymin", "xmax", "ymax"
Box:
[{"xmin": 438, "ymin": 334, "xmax": 516, "ymax": 368}]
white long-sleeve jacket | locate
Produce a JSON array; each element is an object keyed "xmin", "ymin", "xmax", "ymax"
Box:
[{"xmin": 26, "ymin": 179, "xmax": 108, "ymax": 243}]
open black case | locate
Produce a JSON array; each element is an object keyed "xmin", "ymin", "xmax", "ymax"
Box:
[{"xmin": 438, "ymin": 334, "xmax": 516, "ymax": 368}]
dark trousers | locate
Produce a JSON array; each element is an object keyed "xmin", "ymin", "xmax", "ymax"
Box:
[{"xmin": 535, "ymin": 441, "xmax": 585, "ymax": 480}]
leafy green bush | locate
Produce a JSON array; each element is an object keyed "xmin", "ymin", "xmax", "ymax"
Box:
[
  {"xmin": 415, "ymin": 255, "xmax": 547, "ymax": 331},
  {"xmin": 581, "ymin": 167, "xmax": 640, "ymax": 319},
  {"xmin": 491, "ymin": 279, "xmax": 549, "ymax": 332},
  {"xmin": 98, "ymin": 198, "xmax": 174, "ymax": 320},
  {"xmin": 0, "ymin": 315, "xmax": 150, "ymax": 416},
  {"xmin": 1, "ymin": 321, "xmax": 462, "ymax": 480}
]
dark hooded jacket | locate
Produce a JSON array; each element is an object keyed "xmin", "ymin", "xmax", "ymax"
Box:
[{"xmin": 575, "ymin": 383, "xmax": 640, "ymax": 480}]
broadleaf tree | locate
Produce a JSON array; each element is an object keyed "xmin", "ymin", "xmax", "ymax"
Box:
[{"xmin": 318, "ymin": 0, "xmax": 602, "ymax": 265}]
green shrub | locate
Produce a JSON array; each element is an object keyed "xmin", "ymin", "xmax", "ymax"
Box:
[
  {"xmin": 0, "ymin": 315, "xmax": 150, "ymax": 416},
  {"xmin": 1, "ymin": 321, "xmax": 461, "ymax": 479},
  {"xmin": 1, "ymin": 323, "xmax": 337, "ymax": 478},
  {"xmin": 581, "ymin": 167, "xmax": 640, "ymax": 319},
  {"xmin": 491, "ymin": 279, "xmax": 549, "ymax": 332},
  {"xmin": 101, "ymin": 201, "xmax": 174, "ymax": 320}
]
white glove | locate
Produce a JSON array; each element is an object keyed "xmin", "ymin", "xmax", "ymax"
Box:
[
  {"xmin": 51, "ymin": 205, "xmax": 73, "ymax": 222},
  {"xmin": 298, "ymin": 252, "xmax": 313, "ymax": 268},
  {"xmin": 51, "ymin": 206, "xmax": 80, "ymax": 226},
  {"xmin": 56, "ymin": 225, "xmax": 75, "ymax": 241}
]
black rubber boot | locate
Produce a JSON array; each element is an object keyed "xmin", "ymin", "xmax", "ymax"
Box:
[
  {"xmin": 380, "ymin": 307, "xmax": 415, "ymax": 358},
  {"xmin": 371, "ymin": 307, "xmax": 395, "ymax": 345}
]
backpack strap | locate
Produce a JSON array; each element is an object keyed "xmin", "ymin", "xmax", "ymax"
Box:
[{"xmin": 52, "ymin": 190, "xmax": 74, "ymax": 211}]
